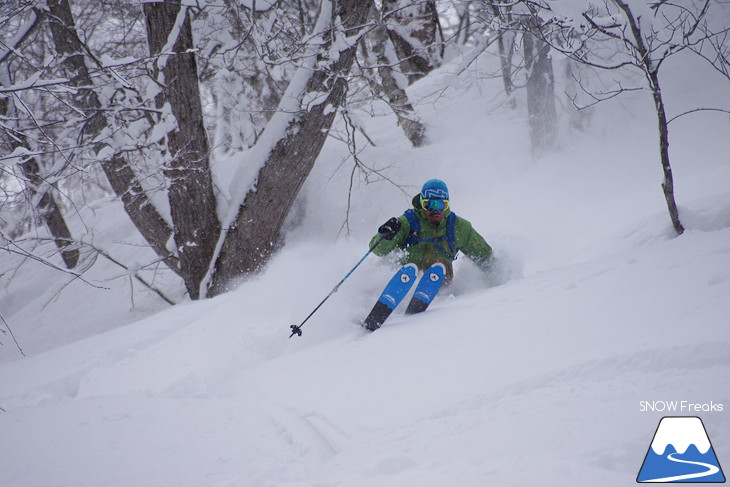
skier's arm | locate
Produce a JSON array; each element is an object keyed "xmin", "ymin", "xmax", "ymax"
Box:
[
  {"xmin": 457, "ymin": 221, "xmax": 493, "ymax": 271},
  {"xmin": 370, "ymin": 215, "xmax": 409, "ymax": 256}
]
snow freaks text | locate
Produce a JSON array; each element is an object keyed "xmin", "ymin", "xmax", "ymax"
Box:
[{"xmin": 639, "ymin": 401, "xmax": 724, "ymax": 413}]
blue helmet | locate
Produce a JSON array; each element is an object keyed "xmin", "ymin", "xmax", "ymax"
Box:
[{"xmin": 420, "ymin": 179, "xmax": 449, "ymax": 200}]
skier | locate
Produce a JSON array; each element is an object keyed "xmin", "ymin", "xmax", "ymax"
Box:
[{"xmin": 364, "ymin": 179, "xmax": 493, "ymax": 330}]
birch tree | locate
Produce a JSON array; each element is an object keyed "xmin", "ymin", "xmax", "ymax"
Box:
[{"xmin": 542, "ymin": 0, "xmax": 730, "ymax": 235}]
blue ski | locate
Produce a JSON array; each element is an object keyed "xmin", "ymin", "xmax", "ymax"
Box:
[
  {"xmin": 405, "ymin": 262, "xmax": 446, "ymax": 314},
  {"xmin": 363, "ymin": 263, "xmax": 418, "ymax": 331}
]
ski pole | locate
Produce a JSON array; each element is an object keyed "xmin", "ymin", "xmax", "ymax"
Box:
[{"xmin": 289, "ymin": 236, "xmax": 384, "ymax": 338}]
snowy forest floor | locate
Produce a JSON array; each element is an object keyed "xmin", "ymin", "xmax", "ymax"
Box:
[{"xmin": 1, "ymin": 49, "xmax": 729, "ymax": 487}]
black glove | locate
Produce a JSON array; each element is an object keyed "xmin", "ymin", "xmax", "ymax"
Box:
[{"xmin": 378, "ymin": 217, "xmax": 401, "ymax": 240}]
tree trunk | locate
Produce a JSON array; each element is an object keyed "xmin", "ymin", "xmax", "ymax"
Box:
[
  {"xmin": 0, "ymin": 69, "xmax": 78, "ymax": 269},
  {"xmin": 497, "ymin": 31, "xmax": 517, "ymax": 104},
  {"xmin": 19, "ymin": 156, "xmax": 79, "ymax": 269},
  {"xmin": 207, "ymin": 0, "xmax": 373, "ymax": 296},
  {"xmin": 612, "ymin": 0, "xmax": 684, "ymax": 235},
  {"xmin": 143, "ymin": 1, "xmax": 221, "ymax": 298},
  {"xmin": 103, "ymin": 155, "xmax": 180, "ymax": 269},
  {"xmin": 652, "ymin": 73, "xmax": 685, "ymax": 235},
  {"xmin": 382, "ymin": 0, "xmax": 443, "ymax": 84},
  {"xmin": 487, "ymin": 1, "xmax": 516, "ymax": 106},
  {"xmin": 563, "ymin": 58, "xmax": 592, "ymax": 131},
  {"xmin": 365, "ymin": 6, "xmax": 426, "ymax": 147},
  {"xmin": 44, "ymin": 0, "xmax": 180, "ymax": 274},
  {"xmin": 523, "ymin": 23, "xmax": 558, "ymax": 156},
  {"xmin": 0, "ymin": 9, "xmax": 77, "ymax": 268}
]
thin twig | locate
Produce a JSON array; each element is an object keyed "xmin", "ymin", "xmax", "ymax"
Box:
[
  {"xmin": 667, "ymin": 107, "xmax": 730, "ymax": 124},
  {"xmin": 0, "ymin": 311, "xmax": 25, "ymax": 357},
  {"xmin": 3, "ymin": 241, "xmax": 105, "ymax": 289},
  {"xmin": 94, "ymin": 248, "xmax": 177, "ymax": 306}
]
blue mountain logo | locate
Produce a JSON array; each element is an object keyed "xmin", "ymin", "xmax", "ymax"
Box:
[{"xmin": 637, "ymin": 416, "xmax": 725, "ymax": 483}]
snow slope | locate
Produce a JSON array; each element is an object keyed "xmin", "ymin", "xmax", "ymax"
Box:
[{"xmin": 1, "ymin": 46, "xmax": 729, "ymax": 487}]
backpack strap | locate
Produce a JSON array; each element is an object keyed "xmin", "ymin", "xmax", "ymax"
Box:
[
  {"xmin": 402, "ymin": 209, "xmax": 459, "ymax": 260},
  {"xmin": 446, "ymin": 212, "xmax": 458, "ymax": 259},
  {"xmin": 403, "ymin": 209, "xmax": 420, "ymax": 245}
]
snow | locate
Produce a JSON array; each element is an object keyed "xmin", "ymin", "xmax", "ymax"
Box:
[
  {"xmin": 154, "ymin": 5, "xmax": 190, "ymax": 73},
  {"xmin": 239, "ymin": 0, "xmax": 278, "ymax": 12},
  {"xmin": 1, "ymin": 32, "xmax": 730, "ymax": 487},
  {"xmin": 651, "ymin": 417, "xmax": 712, "ymax": 455},
  {"xmin": 0, "ymin": 10, "xmax": 38, "ymax": 64}
]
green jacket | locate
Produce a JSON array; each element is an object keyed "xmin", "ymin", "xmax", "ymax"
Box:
[{"xmin": 370, "ymin": 195, "xmax": 493, "ymax": 280}]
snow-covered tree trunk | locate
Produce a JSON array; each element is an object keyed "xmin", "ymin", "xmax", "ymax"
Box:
[
  {"xmin": 143, "ymin": 1, "xmax": 221, "ymax": 298},
  {"xmin": 43, "ymin": 0, "xmax": 180, "ymax": 274},
  {"xmin": 382, "ymin": 0, "xmax": 443, "ymax": 84},
  {"xmin": 19, "ymin": 160, "xmax": 79, "ymax": 269},
  {"xmin": 486, "ymin": 1, "xmax": 517, "ymax": 104},
  {"xmin": 365, "ymin": 6, "xmax": 426, "ymax": 147},
  {"xmin": 206, "ymin": 0, "xmax": 373, "ymax": 297},
  {"xmin": 0, "ymin": 12, "xmax": 78, "ymax": 269},
  {"xmin": 523, "ymin": 18, "xmax": 557, "ymax": 156},
  {"xmin": 1, "ymin": 120, "xmax": 78, "ymax": 270},
  {"xmin": 11, "ymin": 151, "xmax": 79, "ymax": 269}
]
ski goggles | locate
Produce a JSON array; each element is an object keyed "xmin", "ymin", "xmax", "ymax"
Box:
[{"xmin": 421, "ymin": 198, "xmax": 449, "ymax": 212}]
